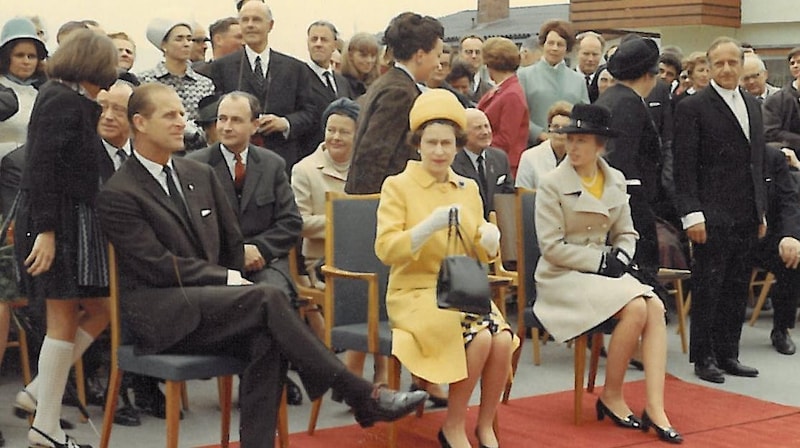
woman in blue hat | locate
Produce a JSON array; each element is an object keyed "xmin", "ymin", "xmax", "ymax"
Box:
[{"xmin": 0, "ymin": 17, "xmax": 47, "ymax": 159}]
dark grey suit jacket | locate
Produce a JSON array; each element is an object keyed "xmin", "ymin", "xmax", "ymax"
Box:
[
  {"xmin": 209, "ymin": 49, "xmax": 316, "ymax": 168},
  {"xmin": 97, "ymin": 156, "xmax": 244, "ymax": 354},
  {"xmin": 451, "ymin": 147, "xmax": 515, "ymax": 217},
  {"xmin": 187, "ymin": 143, "xmax": 302, "ymax": 288}
]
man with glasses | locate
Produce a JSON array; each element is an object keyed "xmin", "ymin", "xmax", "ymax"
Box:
[
  {"xmin": 460, "ymin": 35, "xmax": 492, "ymax": 102},
  {"xmin": 190, "ymin": 22, "xmax": 210, "ymax": 63}
]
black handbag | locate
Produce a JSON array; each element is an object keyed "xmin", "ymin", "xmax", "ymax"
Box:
[{"xmin": 436, "ymin": 207, "xmax": 491, "ymax": 315}]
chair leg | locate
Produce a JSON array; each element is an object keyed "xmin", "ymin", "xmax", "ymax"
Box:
[
  {"xmin": 573, "ymin": 335, "xmax": 587, "ymax": 425},
  {"xmin": 74, "ymin": 358, "xmax": 87, "ymax": 423},
  {"xmin": 180, "ymin": 381, "xmax": 189, "ymax": 411},
  {"xmin": 502, "ymin": 344, "xmax": 522, "ymax": 403},
  {"xmin": 100, "ymin": 367, "xmax": 123, "ymax": 448},
  {"xmin": 219, "ymin": 376, "xmax": 232, "ymax": 448},
  {"xmin": 276, "ymin": 385, "xmax": 289, "ymax": 448},
  {"xmin": 14, "ymin": 318, "xmax": 32, "ymax": 385},
  {"xmin": 165, "ymin": 380, "xmax": 182, "ymax": 448},
  {"xmin": 388, "ymin": 356, "xmax": 401, "ymax": 448},
  {"xmin": 587, "ymin": 333, "xmax": 603, "ymax": 393},
  {"xmin": 307, "ymin": 397, "xmax": 322, "ymax": 435},
  {"xmin": 532, "ymin": 328, "xmax": 542, "ymax": 366},
  {"xmin": 749, "ymin": 272, "xmax": 775, "ymax": 326},
  {"xmin": 674, "ymin": 280, "xmax": 688, "ymax": 353}
]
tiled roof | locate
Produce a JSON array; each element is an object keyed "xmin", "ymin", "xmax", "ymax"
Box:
[{"xmin": 438, "ymin": 4, "xmax": 570, "ymax": 43}]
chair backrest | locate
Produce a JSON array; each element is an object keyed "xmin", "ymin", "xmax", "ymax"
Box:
[
  {"xmin": 515, "ymin": 189, "xmax": 539, "ymax": 306},
  {"xmin": 493, "ymin": 193, "xmax": 517, "ymax": 263},
  {"xmin": 324, "ymin": 192, "xmax": 389, "ymax": 326}
]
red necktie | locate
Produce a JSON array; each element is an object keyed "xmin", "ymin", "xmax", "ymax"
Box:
[{"xmin": 234, "ymin": 153, "xmax": 245, "ymax": 190}]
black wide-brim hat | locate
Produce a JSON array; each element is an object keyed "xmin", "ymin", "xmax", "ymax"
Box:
[{"xmin": 555, "ymin": 103, "xmax": 619, "ymax": 137}]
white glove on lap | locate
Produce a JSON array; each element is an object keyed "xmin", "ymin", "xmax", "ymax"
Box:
[
  {"xmin": 410, "ymin": 204, "xmax": 461, "ymax": 252},
  {"xmin": 478, "ymin": 221, "xmax": 500, "ymax": 257}
]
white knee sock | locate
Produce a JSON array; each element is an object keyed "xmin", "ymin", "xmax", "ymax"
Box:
[
  {"xmin": 29, "ymin": 336, "xmax": 74, "ymax": 442},
  {"xmin": 26, "ymin": 327, "xmax": 94, "ymax": 399}
]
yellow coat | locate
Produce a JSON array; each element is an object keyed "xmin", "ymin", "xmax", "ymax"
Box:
[{"xmin": 375, "ymin": 161, "xmax": 518, "ymax": 384}]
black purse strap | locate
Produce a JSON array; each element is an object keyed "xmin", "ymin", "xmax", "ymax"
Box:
[{"xmin": 445, "ymin": 207, "xmax": 480, "ymax": 259}]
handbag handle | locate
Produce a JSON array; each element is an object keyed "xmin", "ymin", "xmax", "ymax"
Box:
[{"xmin": 445, "ymin": 207, "xmax": 480, "ymax": 259}]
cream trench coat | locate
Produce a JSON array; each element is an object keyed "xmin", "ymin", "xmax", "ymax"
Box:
[{"xmin": 533, "ymin": 157, "xmax": 652, "ymax": 342}]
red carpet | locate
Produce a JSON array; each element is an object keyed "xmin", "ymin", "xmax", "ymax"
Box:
[{"xmin": 198, "ymin": 375, "xmax": 800, "ymax": 447}]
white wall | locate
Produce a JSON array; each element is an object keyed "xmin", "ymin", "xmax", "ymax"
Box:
[{"xmin": 742, "ymin": 0, "xmax": 800, "ymax": 24}]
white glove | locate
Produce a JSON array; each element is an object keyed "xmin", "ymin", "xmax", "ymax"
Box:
[
  {"xmin": 478, "ymin": 221, "xmax": 500, "ymax": 257},
  {"xmin": 410, "ymin": 204, "xmax": 461, "ymax": 252}
]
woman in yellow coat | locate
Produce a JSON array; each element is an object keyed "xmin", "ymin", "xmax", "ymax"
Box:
[{"xmin": 376, "ymin": 89, "xmax": 518, "ymax": 448}]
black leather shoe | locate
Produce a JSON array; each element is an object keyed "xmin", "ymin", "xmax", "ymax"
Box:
[
  {"xmin": 286, "ymin": 378, "xmax": 303, "ymax": 406},
  {"xmin": 135, "ymin": 388, "xmax": 183, "ymax": 420},
  {"xmin": 352, "ymin": 385, "xmax": 428, "ymax": 428},
  {"xmin": 437, "ymin": 429, "xmax": 452, "ymax": 448},
  {"xmin": 113, "ymin": 404, "xmax": 141, "ymax": 426},
  {"xmin": 694, "ymin": 358, "xmax": 725, "ymax": 383},
  {"xmin": 595, "ymin": 398, "xmax": 642, "ymax": 429},
  {"xmin": 771, "ymin": 329, "xmax": 796, "ymax": 355},
  {"xmin": 718, "ymin": 358, "xmax": 759, "ymax": 377},
  {"xmin": 641, "ymin": 411, "xmax": 683, "ymax": 444}
]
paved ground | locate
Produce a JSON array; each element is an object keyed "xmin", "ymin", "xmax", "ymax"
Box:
[{"xmin": 0, "ymin": 306, "xmax": 797, "ymax": 447}]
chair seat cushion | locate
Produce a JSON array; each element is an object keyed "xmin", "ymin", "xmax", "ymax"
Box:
[
  {"xmin": 331, "ymin": 321, "xmax": 392, "ymax": 355},
  {"xmin": 117, "ymin": 345, "xmax": 245, "ymax": 381}
]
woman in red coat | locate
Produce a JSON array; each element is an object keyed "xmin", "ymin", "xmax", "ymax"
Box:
[{"xmin": 477, "ymin": 37, "xmax": 529, "ymax": 176}]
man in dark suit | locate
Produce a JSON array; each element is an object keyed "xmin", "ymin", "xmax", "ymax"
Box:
[
  {"xmin": 674, "ymin": 37, "xmax": 767, "ymax": 383},
  {"xmin": 451, "ymin": 108, "xmax": 514, "ymax": 217},
  {"xmin": 345, "ymin": 12, "xmax": 444, "ymax": 194},
  {"xmin": 752, "ymin": 145, "xmax": 800, "ymax": 355},
  {"xmin": 187, "ymin": 92, "xmax": 301, "ymax": 297},
  {"xmin": 298, "ymin": 20, "xmax": 354, "ymax": 159},
  {"xmin": 0, "ymin": 144, "xmax": 23, "ymax": 218},
  {"xmin": 597, "ymin": 36, "xmax": 663, "ymax": 274},
  {"xmin": 97, "ymin": 84, "xmax": 426, "ymax": 448},
  {"xmin": 208, "ymin": 1, "xmax": 316, "ymax": 169}
]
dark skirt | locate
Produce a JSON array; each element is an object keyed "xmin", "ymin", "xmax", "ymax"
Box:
[{"xmin": 13, "ymin": 191, "xmax": 109, "ymax": 303}]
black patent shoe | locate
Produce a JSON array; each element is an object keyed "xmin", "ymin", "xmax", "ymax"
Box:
[
  {"xmin": 771, "ymin": 329, "xmax": 796, "ymax": 355},
  {"xmin": 641, "ymin": 411, "xmax": 683, "ymax": 444},
  {"xmin": 353, "ymin": 385, "xmax": 428, "ymax": 428},
  {"xmin": 28, "ymin": 427, "xmax": 92, "ymax": 448},
  {"xmin": 596, "ymin": 398, "xmax": 642, "ymax": 429},
  {"xmin": 437, "ymin": 429, "xmax": 452, "ymax": 448}
]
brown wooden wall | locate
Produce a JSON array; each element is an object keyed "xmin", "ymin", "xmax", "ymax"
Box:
[{"xmin": 570, "ymin": 0, "xmax": 741, "ymax": 29}]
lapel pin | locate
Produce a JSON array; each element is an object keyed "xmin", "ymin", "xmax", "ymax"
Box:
[{"xmin": 188, "ymin": 183, "xmax": 195, "ymax": 191}]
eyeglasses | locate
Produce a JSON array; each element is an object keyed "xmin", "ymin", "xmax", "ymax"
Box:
[{"xmin": 191, "ymin": 37, "xmax": 210, "ymax": 44}]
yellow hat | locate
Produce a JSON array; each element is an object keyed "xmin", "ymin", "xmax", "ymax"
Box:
[{"xmin": 409, "ymin": 89, "xmax": 467, "ymax": 132}]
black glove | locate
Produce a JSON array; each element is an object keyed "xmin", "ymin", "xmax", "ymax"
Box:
[{"xmin": 598, "ymin": 248, "xmax": 632, "ymax": 278}]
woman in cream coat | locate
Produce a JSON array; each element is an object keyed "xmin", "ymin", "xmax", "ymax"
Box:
[
  {"xmin": 534, "ymin": 104, "xmax": 682, "ymax": 444},
  {"xmin": 376, "ymin": 89, "xmax": 518, "ymax": 448}
]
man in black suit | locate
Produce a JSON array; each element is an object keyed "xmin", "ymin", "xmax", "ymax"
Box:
[
  {"xmin": 597, "ymin": 36, "xmax": 663, "ymax": 274},
  {"xmin": 674, "ymin": 37, "xmax": 767, "ymax": 383},
  {"xmin": 209, "ymin": 1, "xmax": 316, "ymax": 169},
  {"xmin": 753, "ymin": 145, "xmax": 800, "ymax": 355},
  {"xmin": 188, "ymin": 92, "xmax": 301, "ymax": 299},
  {"xmin": 298, "ymin": 20, "xmax": 354, "ymax": 159},
  {"xmin": 97, "ymin": 84, "xmax": 426, "ymax": 448},
  {"xmin": 451, "ymin": 108, "xmax": 515, "ymax": 217}
]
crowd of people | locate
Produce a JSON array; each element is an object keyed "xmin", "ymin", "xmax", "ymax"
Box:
[{"xmin": 0, "ymin": 1, "xmax": 799, "ymax": 447}]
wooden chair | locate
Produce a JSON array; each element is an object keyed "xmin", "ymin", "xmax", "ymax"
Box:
[
  {"xmin": 100, "ymin": 244, "xmax": 289, "ymax": 448},
  {"xmin": 502, "ymin": 189, "xmax": 606, "ymax": 424},
  {"xmin": 656, "ymin": 268, "xmax": 691, "ymax": 353},
  {"xmin": 748, "ymin": 267, "xmax": 776, "ymax": 326},
  {"xmin": 306, "ymin": 192, "xmax": 405, "ymax": 448}
]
